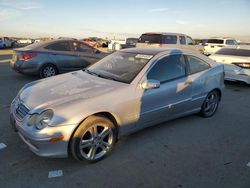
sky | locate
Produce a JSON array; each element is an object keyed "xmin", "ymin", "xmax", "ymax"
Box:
[{"xmin": 0, "ymin": 0, "xmax": 250, "ymax": 41}]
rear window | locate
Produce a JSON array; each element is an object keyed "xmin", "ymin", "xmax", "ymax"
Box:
[
  {"xmin": 138, "ymin": 34, "xmax": 177, "ymax": 44},
  {"xmin": 45, "ymin": 41, "xmax": 71, "ymax": 51},
  {"xmin": 139, "ymin": 34, "xmax": 161, "ymax": 43},
  {"xmin": 215, "ymin": 48, "xmax": 250, "ymax": 57},
  {"xmin": 207, "ymin": 39, "xmax": 224, "ymax": 44},
  {"xmin": 186, "ymin": 56, "xmax": 210, "ymax": 74}
]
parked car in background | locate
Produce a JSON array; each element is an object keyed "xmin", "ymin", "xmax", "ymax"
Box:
[
  {"xmin": 121, "ymin": 38, "xmax": 139, "ymax": 49},
  {"xmin": 10, "ymin": 39, "xmax": 108, "ymax": 78},
  {"xmin": 34, "ymin": 38, "xmax": 53, "ymax": 43},
  {"xmin": 34, "ymin": 39, "xmax": 41, "ymax": 43},
  {"xmin": 81, "ymin": 37, "xmax": 109, "ymax": 48},
  {"xmin": 209, "ymin": 47, "xmax": 250, "ymax": 84},
  {"xmin": 203, "ymin": 38, "xmax": 238, "ymax": 55},
  {"xmin": 0, "ymin": 37, "xmax": 12, "ymax": 48},
  {"xmin": 10, "ymin": 47, "xmax": 224, "ymax": 162},
  {"xmin": 17, "ymin": 38, "xmax": 34, "ymax": 44},
  {"xmin": 108, "ymin": 39, "xmax": 126, "ymax": 51},
  {"xmin": 136, "ymin": 32, "xmax": 204, "ymax": 53},
  {"xmin": 81, "ymin": 38, "xmax": 98, "ymax": 47},
  {"xmin": 194, "ymin": 39, "xmax": 208, "ymax": 46}
]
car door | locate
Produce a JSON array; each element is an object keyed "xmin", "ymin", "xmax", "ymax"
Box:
[
  {"xmin": 137, "ymin": 54, "xmax": 193, "ymax": 128},
  {"xmin": 46, "ymin": 41, "xmax": 80, "ymax": 72},
  {"xmin": 185, "ymin": 55, "xmax": 211, "ymax": 108},
  {"xmin": 72, "ymin": 41, "xmax": 101, "ymax": 68}
]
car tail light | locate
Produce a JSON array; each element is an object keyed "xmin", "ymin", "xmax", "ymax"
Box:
[
  {"xmin": 20, "ymin": 53, "xmax": 37, "ymax": 61},
  {"xmin": 232, "ymin": 62, "xmax": 250, "ymax": 69}
]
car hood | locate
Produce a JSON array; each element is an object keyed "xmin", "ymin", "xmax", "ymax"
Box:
[{"xmin": 19, "ymin": 71, "xmax": 125, "ymax": 110}]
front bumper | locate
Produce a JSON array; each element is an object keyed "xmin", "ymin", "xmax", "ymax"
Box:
[{"xmin": 10, "ymin": 105, "xmax": 78, "ymax": 158}]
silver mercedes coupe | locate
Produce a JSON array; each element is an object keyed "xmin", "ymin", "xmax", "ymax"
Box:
[{"xmin": 10, "ymin": 48, "xmax": 224, "ymax": 162}]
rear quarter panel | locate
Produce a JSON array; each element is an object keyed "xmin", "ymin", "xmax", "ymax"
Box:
[{"xmin": 203, "ymin": 64, "xmax": 224, "ymax": 94}]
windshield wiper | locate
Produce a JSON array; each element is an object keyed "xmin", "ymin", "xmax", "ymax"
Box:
[{"xmin": 83, "ymin": 69, "xmax": 127, "ymax": 83}]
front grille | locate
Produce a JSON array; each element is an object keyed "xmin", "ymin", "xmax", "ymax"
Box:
[{"xmin": 15, "ymin": 103, "xmax": 30, "ymax": 121}]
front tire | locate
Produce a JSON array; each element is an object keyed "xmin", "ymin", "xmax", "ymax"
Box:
[
  {"xmin": 200, "ymin": 90, "xmax": 220, "ymax": 118},
  {"xmin": 70, "ymin": 115, "xmax": 117, "ymax": 162}
]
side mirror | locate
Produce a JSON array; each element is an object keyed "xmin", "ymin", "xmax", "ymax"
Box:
[{"xmin": 141, "ymin": 80, "xmax": 160, "ymax": 90}]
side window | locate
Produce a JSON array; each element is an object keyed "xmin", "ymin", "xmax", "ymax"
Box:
[
  {"xmin": 179, "ymin": 36, "xmax": 186, "ymax": 45},
  {"xmin": 162, "ymin": 35, "xmax": 177, "ymax": 44},
  {"xmin": 186, "ymin": 56, "xmax": 210, "ymax": 74},
  {"xmin": 45, "ymin": 41, "xmax": 71, "ymax": 51},
  {"xmin": 187, "ymin": 37, "xmax": 194, "ymax": 45},
  {"xmin": 147, "ymin": 54, "xmax": 186, "ymax": 83},
  {"xmin": 226, "ymin": 40, "xmax": 234, "ymax": 45},
  {"xmin": 73, "ymin": 42, "xmax": 93, "ymax": 53}
]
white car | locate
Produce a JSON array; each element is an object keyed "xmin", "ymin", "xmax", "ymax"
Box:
[
  {"xmin": 17, "ymin": 39, "xmax": 33, "ymax": 44},
  {"xmin": 204, "ymin": 38, "xmax": 238, "ymax": 55},
  {"xmin": 136, "ymin": 32, "xmax": 204, "ymax": 53},
  {"xmin": 209, "ymin": 48, "xmax": 250, "ymax": 84}
]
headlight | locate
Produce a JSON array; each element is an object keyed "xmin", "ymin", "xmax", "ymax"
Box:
[{"xmin": 28, "ymin": 109, "xmax": 54, "ymax": 130}]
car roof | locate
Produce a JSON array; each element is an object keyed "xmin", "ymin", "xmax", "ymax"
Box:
[
  {"xmin": 120, "ymin": 47, "xmax": 195, "ymax": 56},
  {"xmin": 208, "ymin": 37, "xmax": 235, "ymax": 40},
  {"xmin": 15, "ymin": 39, "xmax": 81, "ymax": 51},
  {"xmin": 141, "ymin": 32, "xmax": 187, "ymax": 36}
]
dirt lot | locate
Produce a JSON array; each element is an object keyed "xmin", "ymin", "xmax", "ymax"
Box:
[{"xmin": 0, "ymin": 49, "xmax": 250, "ymax": 188}]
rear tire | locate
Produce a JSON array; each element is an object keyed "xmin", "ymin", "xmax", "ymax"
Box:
[
  {"xmin": 200, "ymin": 90, "xmax": 220, "ymax": 118},
  {"xmin": 70, "ymin": 115, "xmax": 117, "ymax": 162},
  {"xmin": 39, "ymin": 64, "xmax": 58, "ymax": 78}
]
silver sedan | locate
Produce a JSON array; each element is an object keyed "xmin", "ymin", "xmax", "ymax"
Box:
[
  {"xmin": 10, "ymin": 39, "xmax": 107, "ymax": 78},
  {"xmin": 10, "ymin": 48, "xmax": 224, "ymax": 162}
]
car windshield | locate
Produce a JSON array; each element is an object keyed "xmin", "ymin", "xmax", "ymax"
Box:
[
  {"xmin": 207, "ymin": 39, "xmax": 224, "ymax": 44},
  {"xmin": 86, "ymin": 52, "xmax": 153, "ymax": 84}
]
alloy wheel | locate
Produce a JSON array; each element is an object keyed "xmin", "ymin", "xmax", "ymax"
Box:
[
  {"xmin": 42, "ymin": 66, "xmax": 56, "ymax": 77},
  {"xmin": 203, "ymin": 91, "xmax": 219, "ymax": 117},
  {"xmin": 79, "ymin": 124, "xmax": 114, "ymax": 160}
]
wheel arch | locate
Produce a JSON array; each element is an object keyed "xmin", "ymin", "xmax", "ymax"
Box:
[
  {"xmin": 213, "ymin": 88, "xmax": 222, "ymax": 101},
  {"xmin": 39, "ymin": 62, "xmax": 59, "ymax": 76},
  {"xmin": 67, "ymin": 111, "xmax": 121, "ymax": 156}
]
